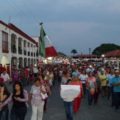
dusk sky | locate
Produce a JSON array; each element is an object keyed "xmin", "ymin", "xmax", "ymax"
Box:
[{"xmin": 1, "ymin": 0, "xmax": 120, "ymax": 54}]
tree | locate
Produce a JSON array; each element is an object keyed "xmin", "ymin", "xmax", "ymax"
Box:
[
  {"xmin": 71, "ymin": 49, "xmax": 78, "ymax": 55},
  {"xmin": 92, "ymin": 43, "xmax": 120, "ymax": 56}
]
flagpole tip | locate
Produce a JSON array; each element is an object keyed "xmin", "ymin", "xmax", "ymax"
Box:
[{"xmin": 40, "ymin": 22, "xmax": 43, "ymax": 26}]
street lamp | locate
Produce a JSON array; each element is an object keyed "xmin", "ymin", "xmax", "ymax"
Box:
[{"xmin": 101, "ymin": 54, "xmax": 105, "ymax": 64}]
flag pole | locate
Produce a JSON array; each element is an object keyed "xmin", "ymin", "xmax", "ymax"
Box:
[
  {"xmin": 40, "ymin": 22, "xmax": 43, "ymax": 26},
  {"xmin": 39, "ymin": 22, "xmax": 44, "ymax": 62}
]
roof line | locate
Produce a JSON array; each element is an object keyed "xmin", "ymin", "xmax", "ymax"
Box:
[{"xmin": 0, "ymin": 20, "xmax": 38, "ymax": 46}]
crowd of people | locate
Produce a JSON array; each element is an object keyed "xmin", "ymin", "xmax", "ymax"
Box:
[
  {"xmin": 0, "ymin": 60, "xmax": 119, "ymax": 120},
  {"xmin": 0, "ymin": 64, "xmax": 59, "ymax": 120},
  {"xmin": 60, "ymin": 62, "xmax": 120, "ymax": 120}
]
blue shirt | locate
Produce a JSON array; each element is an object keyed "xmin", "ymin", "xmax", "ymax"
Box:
[
  {"xmin": 111, "ymin": 76, "xmax": 120, "ymax": 92},
  {"xmin": 107, "ymin": 74, "xmax": 114, "ymax": 86}
]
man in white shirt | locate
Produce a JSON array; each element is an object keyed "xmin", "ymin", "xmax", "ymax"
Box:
[
  {"xmin": 79, "ymin": 71, "xmax": 88, "ymax": 96},
  {"xmin": 1, "ymin": 70, "xmax": 10, "ymax": 83}
]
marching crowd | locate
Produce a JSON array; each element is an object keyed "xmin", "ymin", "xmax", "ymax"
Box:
[
  {"xmin": 0, "ymin": 61, "xmax": 120, "ymax": 120},
  {"xmin": 60, "ymin": 62, "xmax": 120, "ymax": 120},
  {"xmin": 0, "ymin": 65, "xmax": 52, "ymax": 120}
]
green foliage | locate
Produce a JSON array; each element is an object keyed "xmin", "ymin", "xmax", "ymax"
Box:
[
  {"xmin": 71, "ymin": 49, "xmax": 78, "ymax": 55},
  {"xmin": 92, "ymin": 43, "xmax": 120, "ymax": 56}
]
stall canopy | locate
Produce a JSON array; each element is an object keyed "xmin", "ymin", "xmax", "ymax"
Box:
[{"xmin": 105, "ymin": 50, "xmax": 120, "ymax": 57}]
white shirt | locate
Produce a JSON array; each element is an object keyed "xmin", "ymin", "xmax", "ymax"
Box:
[
  {"xmin": 30, "ymin": 85, "xmax": 44, "ymax": 106},
  {"xmin": 61, "ymin": 77, "xmax": 68, "ymax": 85},
  {"xmin": 1, "ymin": 73, "xmax": 10, "ymax": 82},
  {"xmin": 79, "ymin": 74, "xmax": 88, "ymax": 84},
  {"xmin": 33, "ymin": 67, "xmax": 38, "ymax": 74}
]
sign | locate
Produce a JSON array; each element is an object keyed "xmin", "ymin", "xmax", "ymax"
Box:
[{"xmin": 60, "ymin": 85, "xmax": 80, "ymax": 102}]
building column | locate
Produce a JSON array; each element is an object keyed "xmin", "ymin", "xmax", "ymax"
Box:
[
  {"xmin": 16, "ymin": 37, "xmax": 18, "ymax": 55},
  {"xmin": 0, "ymin": 31, "xmax": 2, "ymax": 54},
  {"xmin": 0, "ymin": 31, "xmax": 2, "ymax": 66},
  {"xmin": 8, "ymin": 32, "xmax": 12, "ymax": 75}
]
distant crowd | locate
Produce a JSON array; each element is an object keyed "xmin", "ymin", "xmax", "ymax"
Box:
[{"xmin": 60, "ymin": 62, "xmax": 120, "ymax": 120}]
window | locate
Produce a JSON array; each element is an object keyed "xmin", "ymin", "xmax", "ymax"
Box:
[
  {"xmin": 11, "ymin": 34, "xmax": 17, "ymax": 53},
  {"xmin": 36, "ymin": 49, "xmax": 38, "ymax": 57},
  {"xmin": 28, "ymin": 42, "xmax": 30, "ymax": 56},
  {"xmin": 2, "ymin": 31, "xmax": 9, "ymax": 53},
  {"xmin": 24, "ymin": 41, "xmax": 26, "ymax": 55},
  {"xmin": 24, "ymin": 40, "xmax": 26, "ymax": 47},
  {"xmin": 18, "ymin": 38, "xmax": 22, "ymax": 54}
]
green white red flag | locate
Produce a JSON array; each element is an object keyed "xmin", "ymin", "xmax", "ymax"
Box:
[{"xmin": 39, "ymin": 24, "xmax": 57, "ymax": 58}]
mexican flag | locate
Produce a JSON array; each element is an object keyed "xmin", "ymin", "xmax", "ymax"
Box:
[
  {"xmin": 39, "ymin": 25, "xmax": 46, "ymax": 57},
  {"xmin": 39, "ymin": 24, "xmax": 57, "ymax": 58}
]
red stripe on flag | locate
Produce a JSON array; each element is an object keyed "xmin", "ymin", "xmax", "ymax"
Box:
[{"xmin": 46, "ymin": 46, "xmax": 57, "ymax": 57}]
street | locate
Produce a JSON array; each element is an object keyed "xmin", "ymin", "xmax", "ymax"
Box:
[{"xmin": 24, "ymin": 83, "xmax": 120, "ymax": 120}]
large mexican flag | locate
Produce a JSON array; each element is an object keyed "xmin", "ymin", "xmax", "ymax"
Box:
[{"xmin": 39, "ymin": 24, "xmax": 57, "ymax": 58}]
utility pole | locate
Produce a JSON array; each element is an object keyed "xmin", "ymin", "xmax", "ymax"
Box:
[{"xmin": 89, "ymin": 48, "xmax": 91, "ymax": 55}]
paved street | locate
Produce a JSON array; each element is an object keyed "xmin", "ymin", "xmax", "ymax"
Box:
[
  {"xmin": 7, "ymin": 82, "xmax": 120, "ymax": 120},
  {"xmin": 25, "ymin": 82, "xmax": 120, "ymax": 120}
]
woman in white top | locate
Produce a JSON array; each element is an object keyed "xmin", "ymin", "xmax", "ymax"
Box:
[{"xmin": 30, "ymin": 78, "xmax": 47, "ymax": 120}]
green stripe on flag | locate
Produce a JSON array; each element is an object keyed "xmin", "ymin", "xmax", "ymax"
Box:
[{"xmin": 39, "ymin": 25, "xmax": 46, "ymax": 58}]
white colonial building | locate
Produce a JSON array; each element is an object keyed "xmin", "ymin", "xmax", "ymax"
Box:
[{"xmin": 0, "ymin": 20, "xmax": 38, "ymax": 71}]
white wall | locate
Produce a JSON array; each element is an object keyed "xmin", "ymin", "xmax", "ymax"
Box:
[{"xmin": 0, "ymin": 23, "xmax": 38, "ymax": 68}]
